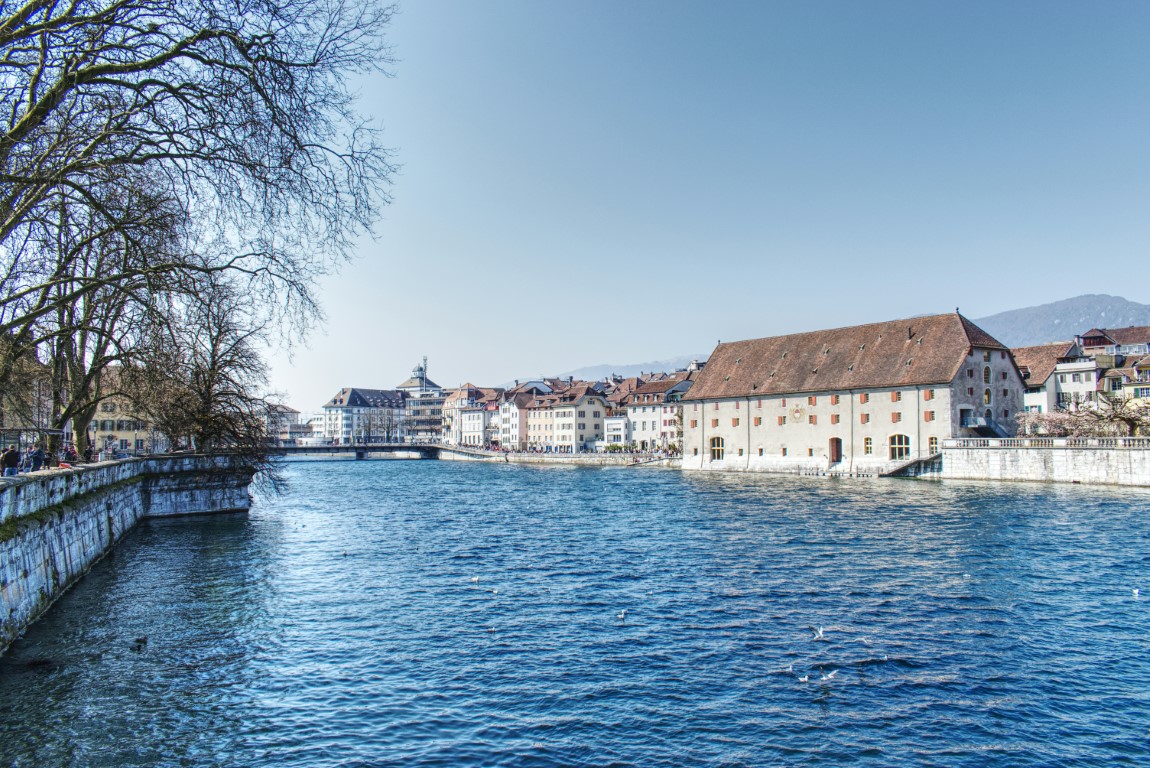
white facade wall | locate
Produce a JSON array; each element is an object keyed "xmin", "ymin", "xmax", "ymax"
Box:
[
  {"xmin": 1023, "ymin": 376, "xmax": 1058, "ymax": 414},
  {"xmin": 550, "ymin": 396, "xmax": 607, "ymax": 452},
  {"xmin": 627, "ymin": 403, "xmax": 662, "ymax": 449},
  {"xmin": 682, "ymin": 386, "xmax": 957, "ymax": 472},
  {"xmin": 322, "ymin": 406, "xmax": 405, "ymax": 444},
  {"xmin": 526, "ymin": 408, "xmax": 554, "ymax": 450},
  {"xmin": 1052, "ymin": 360, "xmax": 1100, "ymax": 410},
  {"xmin": 604, "ymin": 415, "xmax": 630, "ymax": 446},
  {"xmin": 460, "ymin": 408, "xmax": 489, "ymax": 446},
  {"xmin": 499, "ymin": 403, "xmax": 527, "ymax": 450},
  {"xmin": 682, "ymin": 345, "xmax": 1025, "ymax": 475}
]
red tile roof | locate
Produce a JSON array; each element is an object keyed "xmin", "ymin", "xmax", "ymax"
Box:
[
  {"xmin": 685, "ymin": 313, "xmax": 1007, "ymax": 401},
  {"xmin": 1010, "ymin": 342, "xmax": 1075, "ymax": 385}
]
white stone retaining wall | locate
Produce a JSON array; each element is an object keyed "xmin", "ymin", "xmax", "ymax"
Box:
[
  {"xmin": 941, "ymin": 438, "xmax": 1150, "ymax": 486},
  {"xmin": 1, "ymin": 455, "xmax": 255, "ymax": 654}
]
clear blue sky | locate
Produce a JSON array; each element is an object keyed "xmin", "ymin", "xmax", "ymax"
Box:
[{"xmin": 267, "ymin": 1, "xmax": 1150, "ymax": 411}]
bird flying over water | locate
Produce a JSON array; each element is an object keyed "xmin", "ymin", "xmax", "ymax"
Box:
[
  {"xmin": 809, "ymin": 626, "xmax": 826, "ymax": 640},
  {"xmin": 820, "ymin": 669, "xmax": 838, "ymax": 681}
]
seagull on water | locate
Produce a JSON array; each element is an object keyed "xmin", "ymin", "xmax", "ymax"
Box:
[
  {"xmin": 798, "ymin": 674, "xmax": 810, "ymax": 683},
  {"xmin": 470, "ymin": 576, "xmax": 480, "ymax": 584},
  {"xmin": 1134, "ymin": 588, "xmax": 1140, "ymax": 599},
  {"xmin": 617, "ymin": 609, "xmax": 627, "ymax": 622}
]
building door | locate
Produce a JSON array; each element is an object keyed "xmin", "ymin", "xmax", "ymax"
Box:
[{"xmin": 829, "ymin": 437, "xmax": 842, "ymax": 464}]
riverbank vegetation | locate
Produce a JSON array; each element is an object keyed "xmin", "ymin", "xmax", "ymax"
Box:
[{"xmin": 0, "ymin": 0, "xmax": 395, "ymax": 475}]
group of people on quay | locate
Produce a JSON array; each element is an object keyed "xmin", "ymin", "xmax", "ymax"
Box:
[{"xmin": 0, "ymin": 443, "xmax": 90, "ymax": 477}]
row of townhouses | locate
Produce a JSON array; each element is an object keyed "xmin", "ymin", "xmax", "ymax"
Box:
[
  {"xmin": 289, "ymin": 313, "xmax": 1149, "ymax": 463},
  {"xmin": 304, "ymin": 361, "xmax": 705, "ymax": 452}
]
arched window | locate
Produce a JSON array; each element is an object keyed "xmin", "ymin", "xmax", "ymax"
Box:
[
  {"xmin": 984, "ymin": 388, "xmax": 992, "ymax": 405},
  {"xmin": 890, "ymin": 434, "xmax": 910, "ymax": 460},
  {"xmin": 710, "ymin": 436, "xmax": 725, "ymax": 461},
  {"xmin": 983, "ymin": 366, "xmax": 991, "ymax": 383}
]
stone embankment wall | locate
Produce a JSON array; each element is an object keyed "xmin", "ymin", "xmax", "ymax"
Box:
[
  {"xmin": 941, "ymin": 437, "xmax": 1150, "ymax": 487},
  {"xmin": 1, "ymin": 455, "xmax": 255, "ymax": 654},
  {"xmin": 502, "ymin": 454, "xmax": 680, "ymax": 468}
]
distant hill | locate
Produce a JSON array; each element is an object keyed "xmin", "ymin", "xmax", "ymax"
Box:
[
  {"xmin": 973, "ymin": 294, "xmax": 1150, "ymax": 348},
  {"xmin": 506, "ymin": 354, "xmax": 708, "ymax": 386},
  {"xmin": 521, "ymin": 295, "xmax": 1150, "ymax": 386}
]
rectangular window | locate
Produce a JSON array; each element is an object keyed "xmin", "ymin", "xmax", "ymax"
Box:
[
  {"xmin": 711, "ymin": 419, "xmax": 719, "ymax": 428},
  {"xmin": 737, "ymin": 448, "xmax": 744, "ymax": 456},
  {"xmin": 968, "ymin": 369, "xmax": 974, "ymax": 378},
  {"xmin": 714, "ymin": 403, "xmax": 719, "ymax": 410},
  {"xmin": 864, "ymin": 437, "xmax": 873, "ymax": 454},
  {"xmin": 757, "ymin": 399, "xmax": 763, "ymax": 409},
  {"xmin": 1002, "ymin": 389, "xmax": 1008, "ymax": 397},
  {"xmin": 831, "ymin": 414, "xmax": 840, "ymax": 425},
  {"xmin": 860, "ymin": 413, "xmax": 870, "ymax": 424},
  {"xmin": 924, "ymin": 389, "xmax": 934, "ymax": 401},
  {"xmin": 859, "ymin": 393, "xmax": 870, "ymax": 404},
  {"xmin": 758, "ymin": 448, "xmax": 763, "ymax": 456},
  {"xmin": 929, "ymin": 436, "xmax": 939, "ymax": 453},
  {"xmin": 732, "ymin": 418, "xmax": 740, "ymax": 427},
  {"xmin": 753, "ymin": 417, "xmax": 762, "ymax": 426},
  {"xmin": 782, "ymin": 447, "xmax": 788, "ymax": 457},
  {"xmin": 778, "ymin": 416, "xmax": 787, "ymax": 426},
  {"xmin": 830, "ymin": 394, "xmax": 840, "ymax": 405},
  {"xmin": 968, "ymin": 387, "xmax": 974, "ymax": 396},
  {"xmin": 808, "ymin": 448, "xmax": 814, "ymax": 457},
  {"xmin": 808, "ymin": 396, "xmax": 817, "ymax": 406},
  {"xmin": 735, "ymin": 401, "xmax": 740, "ymax": 410},
  {"xmin": 1003, "ymin": 409, "xmax": 1009, "ymax": 419},
  {"xmin": 578, "ymin": 410, "xmax": 586, "ymax": 417},
  {"xmin": 891, "ymin": 391, "xmax": 902, "ymax": 402},
  {"xmin": 1072, "ymin": 373, "xmax": 1081, "ymax": 383},
  {"xmin": 781, "ymin": 398, "xmax": 787, "ymax": 407},
  {"xmin": 924, "ymin": 411, "xmax": 935, "ymax": 422},
  {"xmin": 892, "ymin": 412, "xmax": 902, "ymax": 423},
  {"xmin": 808, "ymin": 415, "xmax": 817, "ymax": 425}
]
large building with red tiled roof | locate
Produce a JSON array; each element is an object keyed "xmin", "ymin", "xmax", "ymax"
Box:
[{"xmin": 681, "ymin": 312, "xmax": 1024, "ymax": 473}]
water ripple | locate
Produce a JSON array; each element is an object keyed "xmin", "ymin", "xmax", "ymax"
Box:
[{"xmin": 2, "ymin": 463, "xmax": 1150, "ymax": 766}]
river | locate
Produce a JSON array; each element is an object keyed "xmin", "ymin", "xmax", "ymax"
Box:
[{"xmin": 2, "ymin": 461, "xmax": 1149, "ymax": 766}]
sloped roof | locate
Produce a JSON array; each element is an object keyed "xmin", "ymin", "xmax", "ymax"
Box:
[
  {"xmin": 324, "ymin": 388, "xmax": 406, "ymax": 409},
  {"xmin": 396, "ymin": 375, "xmax": 441, "ymax": 390},
  {"xmin": 1010, "ymin": 342, "xmax": 1075, "ymax": 385},
  {"xmin": 685, "ymin": 313, "xmax": 1007, "ymax": 401},
  {"xmin": 1104, "ymin": 326, "xmax": 1150, "ymax": 345}
]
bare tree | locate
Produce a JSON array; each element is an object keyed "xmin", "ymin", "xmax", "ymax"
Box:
[
  {"xmin": 1081, "ymin": 393, "xmax": 1150, "ymax": 437},
  {"xmin": 1, "ymin": 0, "xmax": 395, "ymax": 358},
  {"xmin": 125, "ymin": 273, "xmax": 288, "ymax": 488}
]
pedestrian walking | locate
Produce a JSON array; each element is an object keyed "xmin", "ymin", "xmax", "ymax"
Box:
[{"xmin": 2, "ymin": 445, "xmax": 20, "ymax": 477}]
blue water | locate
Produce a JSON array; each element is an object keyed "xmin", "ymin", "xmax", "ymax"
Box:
[{"xmin": 2, "ymin": 462, "xmax": 1150, "ymax": 767}]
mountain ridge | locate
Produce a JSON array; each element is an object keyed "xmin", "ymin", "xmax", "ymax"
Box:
[{"xmin": 527, "ymin": 295, "xmax": 1150, "ymax": 383}]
